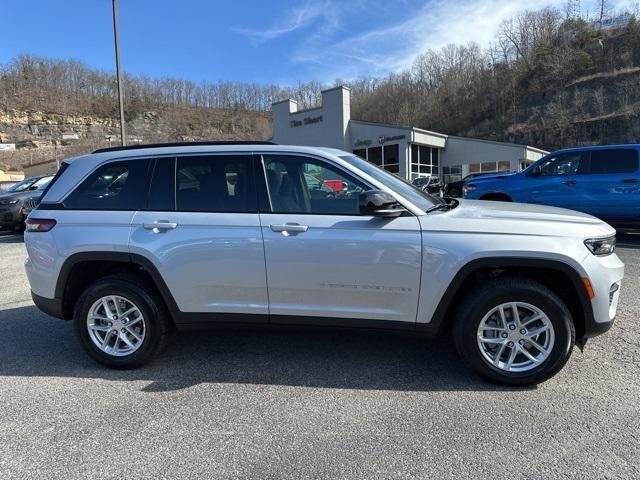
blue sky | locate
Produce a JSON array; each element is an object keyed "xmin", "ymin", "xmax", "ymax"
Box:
[{"xmin": 0, "ymin": 0, "xmax": 636, "ymax": 86}]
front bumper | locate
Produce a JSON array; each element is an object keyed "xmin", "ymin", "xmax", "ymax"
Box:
[
  {"xmin": 580, "ymin": 251, "xmax": 624, "ymax": 340},
  {"xmin": 0, "ymin": 207, "xmax": 22, "ymax": 226}
]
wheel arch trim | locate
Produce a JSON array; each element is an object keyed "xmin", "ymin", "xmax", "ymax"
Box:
[
  {"xmin": 424, "ymin": 256, "xmax": 595, "ymax": 338},
  {"xmin": 478, "ymin": 191, "xmax": 513, "ymax": 200},
  {"xmin": 54, "ymin": 251, "xmax": 180, "ymax": 314}
]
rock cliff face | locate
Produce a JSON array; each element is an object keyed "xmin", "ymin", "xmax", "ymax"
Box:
[{"xmin": 0, "ymin": 107, "xmax": 272, "ymax": 170}]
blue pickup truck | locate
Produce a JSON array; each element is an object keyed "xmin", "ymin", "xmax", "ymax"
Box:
[{"xmin": 463, "ymin": 144, "xmax": 640, "ymax": 227}]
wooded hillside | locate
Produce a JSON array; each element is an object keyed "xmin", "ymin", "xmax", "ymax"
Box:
[{"xmin": 1, "ymin": 3, "xmax": 639, "ymax": 170}]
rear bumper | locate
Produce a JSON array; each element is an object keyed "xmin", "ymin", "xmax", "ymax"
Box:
[{"xmin": 31, "ymin": 291, "xmax": 65, "ymax": 319}]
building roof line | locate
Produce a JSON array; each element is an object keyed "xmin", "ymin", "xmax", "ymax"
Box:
[
  {"xmin": 289, "ymin": 106, "xmax": 323, "ymax": 115},
  {"xmin": 22, "ymin": 158, "xmax": 59, "ymax": 168},
  {"xmin": 447, "ymin": 134, "xmax": 548, "ymax": 153},
  {"xmin": 350, "ymin": 120, "xmax": 448, "ymax": 139},
  {"xmin": 271, "ymin": 98, "xmax": 298, "ymax": 106},
  {"xmin": 321, "ymin": 85, "xmax": 351, "ymax": 94}
]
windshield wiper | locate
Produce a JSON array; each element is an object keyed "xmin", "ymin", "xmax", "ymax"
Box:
[{"xmin": 426, "ymin": 197, "xmax": 459, "ymax": 213}]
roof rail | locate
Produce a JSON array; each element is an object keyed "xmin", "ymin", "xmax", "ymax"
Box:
[{"xmin": 92, "ymin": 140, "xmax": 275, "ymax": 154}]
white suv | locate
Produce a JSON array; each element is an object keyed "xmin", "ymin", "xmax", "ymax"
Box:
[{"xmin": 24, "ymin": 142, "xmax": 624, "ymax": 385}]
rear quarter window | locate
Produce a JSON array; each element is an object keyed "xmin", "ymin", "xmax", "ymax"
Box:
[
  {"xmin": 589, "ymin": 149, "xmax": 639, "ymax": 174},
  {"xmin": 64, "ymin": 159, "xmax": 150, "ymax": 210}
]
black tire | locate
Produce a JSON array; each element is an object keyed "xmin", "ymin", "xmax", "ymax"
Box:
[
  {"xmin": 453, "ymin": 277, "xmax": 575, "ymax": 386},
  {"xmin": 74, "ymin": 274, "xmax": 170, "ymax": 368}
]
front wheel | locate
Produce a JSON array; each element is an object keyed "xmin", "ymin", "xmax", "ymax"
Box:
[{"xmin": 453, "ymin": 277, "xmax": 575, "ymax": 386}]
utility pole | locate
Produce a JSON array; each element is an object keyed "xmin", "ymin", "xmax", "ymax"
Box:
[{"xmin": 112, "ymin": 0, "xmax": 126, "ymax": 146}]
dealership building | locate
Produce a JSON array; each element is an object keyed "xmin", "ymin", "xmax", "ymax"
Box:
[{"xmin": 272, "ymin": 86, "xmax": 547, "ymax": 183}]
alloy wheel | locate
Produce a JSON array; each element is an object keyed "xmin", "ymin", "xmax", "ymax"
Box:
[
  {"xmin": 86, "ymin": 295, "xmax": 146, "ymax": 357},
  {"xmin": 476, "ymin": 302, "xmax": 555, "ymax": 373}
]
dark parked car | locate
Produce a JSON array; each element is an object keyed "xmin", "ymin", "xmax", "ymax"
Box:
[
  {"xmin": 412, "ymin": 175, "xmax": 443, "ymax": 195},
  {"xmin": 444, "ymin": 171, "xmax": 510, "ymax": 198},
  {"xmin": 0, "ymin": 175, "xmax": 53, "ymax": 230},
  {"xmin": 22, "ymin": 194, "xmax": 41, "ymax": 218}
]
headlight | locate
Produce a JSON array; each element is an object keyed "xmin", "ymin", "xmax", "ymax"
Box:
[
  {"xmin": 1, "ymin": 199, "xmax": 19, "ymax": 205},
  {"xmin": 463, "ymin": 184, "xmax": 476, "ymax": 195},
  {"xmin": 584, "ymin": 235, "xmax": 616, "ymax": 256}
]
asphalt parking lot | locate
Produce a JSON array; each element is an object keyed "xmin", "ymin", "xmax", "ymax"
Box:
[{"xmin": 0, "ymin": 230, "xmax": 639, "ymax": 479}]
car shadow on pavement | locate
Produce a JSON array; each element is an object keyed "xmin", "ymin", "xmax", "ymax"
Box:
[
  {"xmin": 0, "ymin": 231, "xmax": 24, "ymax": 244},
  {"xmin": 0, "ymin": 305, "xmax": 522, "ymax": 393}
]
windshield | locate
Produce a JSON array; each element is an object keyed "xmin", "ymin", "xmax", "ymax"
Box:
[
  {"xmin": 339, "ymin": 155, "xmax": 439, "ymax": 210},
  {"xmin": 5, "ymin": 177, "xmax": 37, "ymax": 192},
  {"xmin": 31, "ymin": 176, "xmax": 53, "ymax": 190}
]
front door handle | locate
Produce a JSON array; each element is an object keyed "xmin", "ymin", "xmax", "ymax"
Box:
[
  {"xmin": 143, "ymin": 221, "xmax": 178, "ymax": 231},
  {"xmin": 622, "ymin": 178, "xmax": 639, "ymax": 184},
  {"xmin": 270, "ymin": 223, "xmax": 308, "ymax": 236},
  {"xmin": 561, "ymin": 180, "xmax": 577, "ymax": 185}
]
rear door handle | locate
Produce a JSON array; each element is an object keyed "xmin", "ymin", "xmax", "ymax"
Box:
[
  {"xmin": 143, "ymin": 221, "xmax": 178, "ymax": 231},
  {"xmin": 561, "ymin": 180, "xmax": 577, "ymax": 185},
  {"xmin": 621, "ymin": 178, "xmax": 639, "ymax": 184},
  {"xmin": 270, "ymin": 223, "xmax": 308, "ymax": 236}
]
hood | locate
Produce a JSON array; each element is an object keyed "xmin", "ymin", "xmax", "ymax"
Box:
[
  {"xmin": 0, "ymin": 190, "xmax": 34, "ymax": 203},
  {"xmin": 468, "ymin": 172, "xmax": 517, "ymax": 183},
  {"xmin": 429, "ymin": 199, "xmax": 615, "ymax": 238}
]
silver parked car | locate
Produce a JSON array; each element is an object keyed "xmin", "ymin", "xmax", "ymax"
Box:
[{"xmin": 24, "ymin": 142, "xmax": 624, "ymax": 385}]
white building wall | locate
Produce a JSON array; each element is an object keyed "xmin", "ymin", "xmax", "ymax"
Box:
[
  {"xmin": 348, "ymin": 122, "xmax": 413, "ymax": 177},
  {"xmin": 271, "ymin": 86, "xmax": 548, "ymax": 182},
  {"xmin": 271, "ymin": 87, "xmax": 350, "ymax": 149},
  {"xmin": 441, "ymin": 136, "xmax": 547, "ymax": 175}
]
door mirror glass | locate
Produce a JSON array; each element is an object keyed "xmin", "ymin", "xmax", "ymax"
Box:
[{"xmin": 359, "ymin": 190, "xmax": 405, "ymax": 217}]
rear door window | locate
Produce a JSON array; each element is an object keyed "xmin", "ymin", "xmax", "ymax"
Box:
[
  {"xmin": 176, "ymin": 155, "xmax": 256, "ymax": 212},
  {"xmin": 588, "ymin": 149, "xmax": 639, "ymax": 174},
  {"xmin": 64, "ymin": 159, "xmax": 150, "ymax": 210}
]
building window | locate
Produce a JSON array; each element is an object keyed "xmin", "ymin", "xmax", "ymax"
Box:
[
  {"xmin": 498, "ymin": 161, "xmax": 511, "ymax": 171},
  {"xmin": 481, "ymin": 162, "xmax": 497, "ymax": 172},
  {"xmin": 368, "ymin": 146, "xmax": 382, "ymax": 166},
  {"xmin": 469, "ymin": 163, "xmax": 480, "ymax": 173},
  {"xmin": 382, "ymin": 144, "xmax": 399, "ymax": 174},
  {"xmin": 520, "ymin": 160, "xmax": 535, "ymax": 170},
  {"xmin": 442, "ymin": 165, "xmax": 462, "ymax": 184},
  {"xmin": 410, "ymin": 145, "xmax": 439, "ymax": 180},
  {"xmin": 353, "ymin": 149, "xmax": 366, "ymax": 160}
]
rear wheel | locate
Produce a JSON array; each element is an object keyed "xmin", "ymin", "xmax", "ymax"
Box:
[
  {"xmin": 74, "ymin": 275, "xmax": 170, "ymax": 368},
  {"xmin": 453, "ymin": 277, "xmax": 575, "ymax": 386}
]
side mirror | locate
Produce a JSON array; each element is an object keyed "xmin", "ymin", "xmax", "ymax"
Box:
[
  {"xmin": 28, "ymin": 185, "xmax": 38, "ymax": 191},
  {"xmin": 359, "ymin": 190, "xmax": 405, "ymax": 217},
  {"xmin": 530, "ymin": 165, "xmax": 542, "ymax": 177}
]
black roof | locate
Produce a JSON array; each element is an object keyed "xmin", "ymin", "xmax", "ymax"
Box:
[{"xmin": 92, "ymin": 140, "xmax": 275, "ymax": 154}]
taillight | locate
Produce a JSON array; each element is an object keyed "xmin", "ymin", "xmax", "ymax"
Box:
[{"xmin": 25, "ymin": 218, "xmax": 56, "ymax": 232}]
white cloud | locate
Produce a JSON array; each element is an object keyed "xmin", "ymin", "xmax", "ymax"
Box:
[
  {"xmin": 234, "ymin": 0, "xmax": 338, "ymax": 42},
  {"xmin": 293, "ymin": 0, "xmax": 572, "ymax": 80},
  {"xmin": 238, "ymin": 0, "xmax": 639, "ymax": 81}
]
